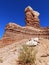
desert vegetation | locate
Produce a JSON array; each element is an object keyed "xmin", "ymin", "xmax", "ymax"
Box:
[{"xmin": 18, "ymin": 45, "xmax": 37, "ymax": 65}]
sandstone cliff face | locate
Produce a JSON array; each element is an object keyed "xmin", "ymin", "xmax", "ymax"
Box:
[
  {"xmin": 0, "ymin": 6, "xmax": 48, "ymax": 47},
  {"xmin": 2, "ymin": 22, "xmax": 49, "ymax": 45}
]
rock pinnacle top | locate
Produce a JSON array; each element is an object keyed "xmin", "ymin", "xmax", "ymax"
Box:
[{"xmin": 25, "ymin": 6, "xmax": 40, "ymax": 16}]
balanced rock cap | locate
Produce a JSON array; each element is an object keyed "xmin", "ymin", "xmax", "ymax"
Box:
[
  {"xmin": 25, "ymin": 6, "xmax": 33, "ymax": 11},
  {"xmin": 25, "ymin": 6, "xmax": 40, "ymax": 16}
]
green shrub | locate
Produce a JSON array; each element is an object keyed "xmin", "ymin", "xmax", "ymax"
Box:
[{"xmin": 18, "ymin": 45, "xmax": 37, "ymax": 65}]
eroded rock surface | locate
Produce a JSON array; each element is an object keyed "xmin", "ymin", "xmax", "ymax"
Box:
[
  {"xmin": 0, "ymin": 6, "xmax": 49, "ymax": 65},
  {"xmin": 1, "ymin": 6, "xmax": 49, "ymax": 45},
  {"xmin": 0, "ymin": 38, "xmax": 49, "ymax": 65},
  {"xmin": 25, "ymin": 6, "xmax": 40, "ymax": 27}
]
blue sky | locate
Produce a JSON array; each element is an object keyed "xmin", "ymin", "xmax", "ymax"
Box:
[{"xmin": 0, "ymin": 0, "xmax": 49, "ymax": 39}]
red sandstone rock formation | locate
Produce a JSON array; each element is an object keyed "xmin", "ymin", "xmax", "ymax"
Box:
[
  {"xmin": 25, "ymin": 6, "xmax": 40, "ymax": 27},
  {"xmin": 0, "ymin": 6, "xmax": 49, "ymax": 65},
  {"xmin": 0, "ymin": 6, "xmax": 49, "ymax": 47}
]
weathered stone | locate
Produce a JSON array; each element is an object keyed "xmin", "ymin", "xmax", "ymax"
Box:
[
  {"xmin": 25, "ymin": 6, "xmax": 40, "ymax": 28},
  {"xmin": 0, "ymin": 6, "xmax": 49, "ymax": 65}
]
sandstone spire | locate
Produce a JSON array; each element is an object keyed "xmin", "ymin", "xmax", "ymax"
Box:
[{"xmin": 25, "ymin": 6, "xmax": 40, "ymax": 28}]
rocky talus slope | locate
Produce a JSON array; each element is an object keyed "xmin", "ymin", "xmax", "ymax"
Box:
[
  {"xmin": 0, "ymin": 38, "xmax": 49, "ymax": 65},
  {"xmin": 0, "ymin": 39, "xmax": 28, "ymax": 65}
]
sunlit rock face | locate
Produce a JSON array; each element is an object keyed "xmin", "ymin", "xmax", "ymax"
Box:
[
  {"xmin": 0, "ymin": 6, "xmax": 48, "ymax": 47},
  {"xmin": 0, "ymin": 38, "xmax": 49, "ymax": 65},
  {"xmin": 25, "ymin": 6, "xmax": 40, "ymax": 28},
  {"xmin": 0, "ymin": 6, "xmax": 49, "ymax": 46},
  {"xmin": 26, "ymin": 38, "xmax": 39, "ymax": 46},
  {"xmin": 0, "ymin": 6, "xmax": 49, "ymax": 65}
]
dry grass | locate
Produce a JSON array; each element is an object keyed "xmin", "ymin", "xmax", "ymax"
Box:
[{"xmin": 18, "ymin": 45, "xmax": 37, "ymax": 65}]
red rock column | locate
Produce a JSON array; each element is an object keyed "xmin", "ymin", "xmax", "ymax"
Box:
[{"xmin": 25, "ymin": 6, "xmax": 40, "ymax": 28}]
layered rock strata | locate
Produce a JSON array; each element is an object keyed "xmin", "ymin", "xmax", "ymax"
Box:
[
  {"xmin": 3, "ymin": 22, "xmax": 49, "ymax": 43},
  {"xmin": 25, "ymin": 6, "xmax": 40, "ymax": 27},
  {"xmin": 2, "ymin": 6, "xmax": 49, "ymax": 44}
]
